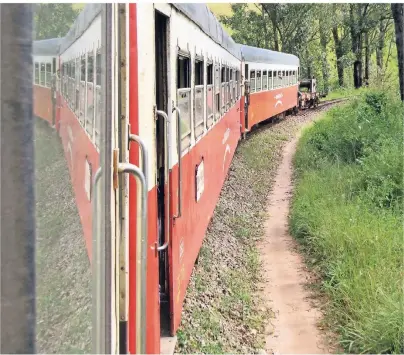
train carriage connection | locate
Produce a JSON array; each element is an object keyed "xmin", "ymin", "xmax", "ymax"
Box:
[{"xmin": 30, "ymin": 3, "xmax": 308, "ymax": 354}]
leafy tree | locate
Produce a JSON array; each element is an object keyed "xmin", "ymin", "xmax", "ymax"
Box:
[{"xmin": 33, "ymin": 4, "xmax": 79, "ymax": 40}]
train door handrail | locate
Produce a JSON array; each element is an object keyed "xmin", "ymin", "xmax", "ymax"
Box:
[
  {"xmin": 172, "ymin": 106, "xmax": 182, "ymax": 220},
  {"xmin": 156, "ymin": 110, "xmax": 170, "ymax": 251},
  {"xmin": 117, "ymin": 163, "xmax": 147, "ymax": 354}
]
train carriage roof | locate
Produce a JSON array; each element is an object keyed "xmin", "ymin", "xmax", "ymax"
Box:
[
  {"xmin": 59, "ymin": 4, "xmax": 102, "ymax": 54},
  {"xmin": 33, "ymin": 38, "xmax": 63, "ymax": 56},
  {"xmin": 172, "ymin": 3, "xmax": 241, "ymax": 60},
  {"xmin": 240, "ymin": 44, "xmax": 299, "ymax": 67}
]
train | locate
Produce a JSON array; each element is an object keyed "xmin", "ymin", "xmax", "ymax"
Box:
[{"xmin": 32, "ymin": 3, "xmax": 312, "ymax": 354}]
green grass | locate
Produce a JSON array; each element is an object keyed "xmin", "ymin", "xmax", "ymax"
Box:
[{"xmin": 290, "ymin": 90, "xmax": 404, "ymax": 353}]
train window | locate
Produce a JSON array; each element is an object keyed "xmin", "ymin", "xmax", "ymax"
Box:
[
  {"xmin": 245, "ymin": 64, "xmax": 249, "ymax": 80},
  {"xmin": 79, "ymin": 55, "xmax": 86, "ymax": 125},
  {"xmin": 52, "ymin": 58, "xmax": 56, "ymax": 74},
  {"xmin": 70, "ymin": 61, "xmax": 76, "ymax": 108},
  {"xmin": 194, "ymin": 58, "xmax": 204, "ymax": 139},
  {"xmin": 87, "ymin": 54, "xmax": 94, "ymax": 83},
  {"xmin": 86, "ymin": 52, "xmax": 95, "ymax": 137},
  {"xmin": 214, "ymin": 63, "xmax": 220, "ymax": 120},
  {"xmin": 256, "ymin": 70, "xmax": 261, "ymax": 92},
  {"xmin": 206, "ymin": 62, "xmax": 214, "ymax": 128},
  {"xmin": 75, "ymin": 57, "xmax": 80, "ymax": 116},
  {"xmin": 95, "ymin": 49, "xmax": 102, "ymax": 148},
  {"xmin": 81, "ymin": 56, "xmax": 86, "ymax": 81},
  {"xmin": 236, "ymin": 70, "xmax": 240, "ymax": 99},
  {"xmin": 177, "ymin": 55, "xmax": 190, "ymax": 89},
  {"xmin": 195, "ymin": 59, "xmax": 203, "ymax": 86},
  {"xmin": 230, "ymin": 68, "xmax": 235, "ymax": 104},
  {"xmin": 177, "ymin": 55, "xmax": 191, "ymax": 150},
  {"xmin": 278, "ymin": 71, "xmax": 282, "ymax": 88},
  {"xmin": 34, "ymin": 63, "xmax": 39, "ymax": 85},
  {"xmin": 282, "ymin": 71, "xmax": 285, "ymax": 87},
  {"xmin": 268, "ymin": 71, "xmax": 273, "ymax": 89},
  {"xmin": 96, "ymin": 51, "xmax": 101, "ymax": 86},
  {"xmin": 40, "ymin": 63, "xmax": 46, "ymax": 86},
  {"xmin": 286, "ymin": 71, "xmax": 289, "ymax": 86},
  {"xmin": 221, "ymin": 66, "xmax": 226, "ymax": 114},
  {"xmin": 263, "ymin": 70, "xmax": 268, "ymax": 90},
  {"xmin": 250, "ymin": 70, "xmax": 256, "ymax": 93}
]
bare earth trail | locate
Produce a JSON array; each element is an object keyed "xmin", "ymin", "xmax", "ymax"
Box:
[{"xmin": 259, "ymin": 113, "xmax": 330, "ymax": 354}]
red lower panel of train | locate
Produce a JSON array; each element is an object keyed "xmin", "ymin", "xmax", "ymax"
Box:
[
  {"xmin": 34, "ymin": 85, "xmax": 53, "ymax": 123},
  {"xmin": 248, "ymin": 85, "xmax": 298, "ymax": 129},
  {"xmin": 169, "ymin": 100, "xmax": 242, "ymax": 334}
]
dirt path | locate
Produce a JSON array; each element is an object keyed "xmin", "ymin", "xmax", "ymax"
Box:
[{"xmin": 260, "ymin": 120, "xmax": 327, "ymax": 354}]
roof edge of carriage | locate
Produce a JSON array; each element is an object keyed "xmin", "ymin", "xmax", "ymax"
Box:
[
  {"xmin": 172, "ymin": 3, "xmax": 241, "ymax": 60},
  {"xmin": 33, "ymin": 4, "xmax": 300, "ymax": 67},
  {"xmin": 33, "ymin": 37, "xmax": 64, "ymax": 56},
  {"xmin": 59, "ymin": 3, "xmax": 102, "ymax": 54},
  {"xmin": 240, "ymin": 44, "xmax": 300, "ymax": 67}
]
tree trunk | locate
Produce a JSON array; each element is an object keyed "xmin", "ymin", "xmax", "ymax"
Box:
[
  {"xmin": 391, "ymin": 3, "xmax": 404, "ymax": 101},
  {"xmin": 376, "ymin": 20, "xmax": 386, "ymax": 74},
  {"xmin": 270, "ymin": 6, "xmax": 279, "ymax": 52},
  {"xmin": 350, "ymin": 4, "xmax": 363, "ymax": 88},
  {"xmin": 319, "ymin": 17, "xmax": 329, "ymax": 94},
  {"xmin": 332, "ymin": 26, "xmax": 344, "ymax": 86},
  {"xmin": 364, "ymin": 31, "xmax": 370, "ymax": 81}
]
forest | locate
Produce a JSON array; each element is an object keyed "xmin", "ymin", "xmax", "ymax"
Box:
[{"xmin": 215, "ymin": 3, "xmax": 403, "ymax": 98}]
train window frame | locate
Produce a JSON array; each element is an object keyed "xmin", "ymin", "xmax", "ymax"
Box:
[
  {"xmin": 282, "ymin": 70, "xmax": 286, "ymax": 87},
  {"xmin": 214, "ymin": 62, "xmax": 221, "ymax": 121},
  {"xmin": 256, "ymin": 70, "xmax": 262, "ymax": 92},
  {"xmin": 34, "ymin": 62, "xmax": 39, "ymax": 85},
  {"xmin": 194, "ymin": 56, "xmax": 204, "ymax": 139},
  {"xmin": 94, "ymin": 47, "xmax": 102, "ymax": 148},
  {"xmin": 220, "ymin": 64, "xmax": 226, "ymax": 115},
  {"xmin": 177, "ymin": 52, "xmax": 192, "ymax": 151},
  {"xmin": 278, "ymin": 71, "xmax": 282, "ymax": 88},
  {"xmin": 250, "ymin": 70, "xmax": 256, "ymax": 93},
  {"xmin": 75, "ymin": 56, "xmax": 80, "ymax": 116},
  {"xmin": 268, "ymin": 70, "xmax": 273, "ymax": 90},
  {"xmin": 79, "ymin": 54, "xmax": 86, "ymax": 126},
  {"xmin": 262, "ymin": 70, "xmax": 268, "ymax": 91},
  {"xmin": 245, "ymin": 64, "xmax": 249, "ymax": 80},
  {"xmin": 236, "ymin": 70, "xmax": 241, "ymax": 99},
  {"xmin": 40, "ymin": 63, "xmax": 46, "ymax": 86},
  {"xmin": 86, "ymin": 49, "xmax": 95, "ymax": 138},
  {"xmin": 206, "ymin": 60, "xmax": 214, "ymax": 128}
]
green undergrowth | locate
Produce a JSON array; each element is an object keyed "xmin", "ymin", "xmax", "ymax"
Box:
[{"xmin": 290, "ymin": 90, "xmax": 404, "ymax": 353}]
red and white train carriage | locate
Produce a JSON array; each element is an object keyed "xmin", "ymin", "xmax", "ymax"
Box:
[{"xmin": 33, "ymin": 3, "xmax": 300, "ymax": 354}]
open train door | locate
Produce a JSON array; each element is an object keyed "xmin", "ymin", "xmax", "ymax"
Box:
[{"xmin": 92, "ymin": 4, "xmax": 148, "ymax": 354}]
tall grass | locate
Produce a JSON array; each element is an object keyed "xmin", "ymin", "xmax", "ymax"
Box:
[{"xmin": 290, "ymin": 90, "xmax": 404, "ymax": 353}]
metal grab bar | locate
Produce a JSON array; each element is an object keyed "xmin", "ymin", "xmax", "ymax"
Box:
[
  {"xmin": 91, "ymin": 167, "xmax": 104, "ymax": 355},
  {"xmin": 156, "ymin": 110, "xmax": 170, "ymax": 252},
  {"xmin": 117, "ymin": 163, "xmax": 147, "ymax": 355},
  {"xmin": 172, "ymin": 106, "xmax": 182, "ymax": 219},
  {"xmin": 128, "ymin": 133, "xmax": 149, "ymax": 188}
]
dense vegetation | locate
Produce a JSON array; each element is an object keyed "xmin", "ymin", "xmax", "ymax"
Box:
[
  {"xmin": 216, "ymin": 4, "xmax": 401, "ymax": 97},
  {"xmin": 290, "ymin": 90, "xmax": 403, "ymax": 353}
]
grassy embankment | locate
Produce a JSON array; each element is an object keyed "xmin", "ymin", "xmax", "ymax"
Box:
[{"xmin": 290, "ymin": 90, "xmax": 403, "ymax": 353}]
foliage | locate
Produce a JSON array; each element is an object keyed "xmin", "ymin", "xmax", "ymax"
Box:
[
  {"xmin": 34, "ymin": 4, "xmax": 80, "ymax": 40},
  {"xmin": 214, "ymin": 4, "xmax": 398, "ymax": 93},
  {"xmin": 290, "ymin": 91, "xmax": 404, "ymax": 353}
]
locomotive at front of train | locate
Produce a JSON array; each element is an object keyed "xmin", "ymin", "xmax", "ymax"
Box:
[{"xmin": 240, "ymin": 45, "xmax": 300, "ymax": 133}]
